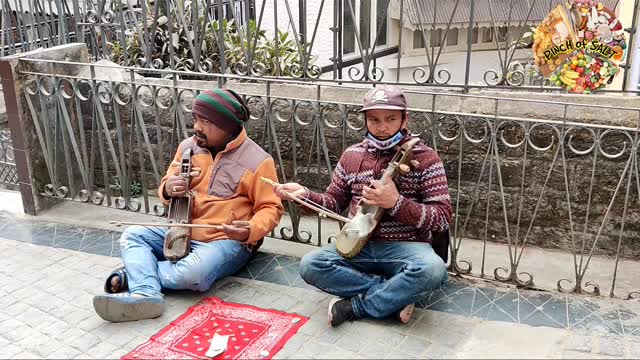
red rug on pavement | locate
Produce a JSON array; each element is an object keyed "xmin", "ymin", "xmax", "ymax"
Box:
[{"xmin": 122, "ymin": 296, "xmax": 308, "ymax": 360}]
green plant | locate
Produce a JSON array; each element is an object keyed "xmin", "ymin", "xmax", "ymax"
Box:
[
  {"xmin": 109, "ymin": 2, "xmax": 221, "ymax": 73},
  {"xmin": 130, "ymin": 181, "xmax": 143, "ymax": 197},
  {"xmin": 108, "ymin": 178, "xmax": 143, "ymax": 198},
  {"xmin": 108, "ymin": 0, "xmax": 318, "ymax": 77},
  {"xmin": 501, "ymin": 26, "xmax": 536, "ymax": 53},
  {"xmin": 215, "ymin": 18, "xmax": 318, "ymax": 77},
  {"xmin": 109, "ymin": 178, "xmax": 122, "ymax": 194}
]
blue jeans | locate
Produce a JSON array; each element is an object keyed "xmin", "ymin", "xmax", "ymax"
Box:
[
  {"xmin": 119, "ymin": 226, "xmax": 253, "ymax": 297},
  {"xmin": 299, "ymin": 241, "xmax": 447, "ymax": 319}
]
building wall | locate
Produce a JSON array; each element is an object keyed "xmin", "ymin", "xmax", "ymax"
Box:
[
  {"xmin": 255, "ymin": 0, "xmax": 337, "ymax": 68},
  {"xmin": 608, "ymin": 0, "xmax": 636, "ymax": 90},
  {"xmin": 377, "ymin": 48, "xmax": 534, "ymax": 85},
  {"xmin": 377, "ymin": 20, "xmax": 533, "ymax": 85}
]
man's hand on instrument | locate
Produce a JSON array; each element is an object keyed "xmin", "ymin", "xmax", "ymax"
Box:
[
  {"xmin": 165, "ymin": 175, "xmax": 188, "ymax": 197},
  {"xmin": 171, "ymin": 161, "xmax": 202, "ymax": 178},
  {"xmin": 362, "ymin": 172, "xmax": 400, "ymax": 209},
  {"xmin": 213, "ymin": 221, "xmax": 251, "ymax": 242},
  {"xmin": 164, "ymin": 162, "xmax": 202, "ymax": 198},
  {"xmin": 274, "ymin": 183, "xmax": 309, "ymax": 201}
]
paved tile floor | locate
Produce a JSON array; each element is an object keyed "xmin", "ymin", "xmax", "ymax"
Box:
[
  {"xmin": 2, "ymin": 210, "xmax": 640, "ymax": 338},
  {"xmin": 0, "ymin": 232, "xmax": 639, "ymax": 359}
]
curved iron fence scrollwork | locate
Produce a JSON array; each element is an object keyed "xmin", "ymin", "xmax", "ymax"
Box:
[{"xmin": 13, "ymin": 58, "xmax": 640, "ymax": 300}]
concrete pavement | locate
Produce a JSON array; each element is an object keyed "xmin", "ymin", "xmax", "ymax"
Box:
[{"xmin": 0, "ymin": 236, "xmax": 639, "ymax": 359}]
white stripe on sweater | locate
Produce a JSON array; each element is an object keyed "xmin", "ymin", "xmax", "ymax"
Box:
[{"xmin": 417, "ymin": 206, "xmax": 427, "ymax": 228}]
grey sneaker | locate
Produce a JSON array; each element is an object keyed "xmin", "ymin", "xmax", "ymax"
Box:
[{"xmin": 93, "ymin": 293, "xmax": 165, "ymax": 323}]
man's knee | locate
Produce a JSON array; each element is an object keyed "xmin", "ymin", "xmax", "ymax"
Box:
[
  {"xmin": 165, "ymin": 259, "xmax": 212, "ymax": 292},
  {"xmin": 179, "ymin": 272, "xmax": 211, "ymax": 292},
  {"xmin": 299, "ymin": 248, "xmax": 334, "ymax": 284},
  {"xmin": 119, "ymin": 226, "xmax": 148, "ymax": 250},
  {"xmin": 410, "ymin": 252, "xmax": 447, "ymax": 290},
  {"xmin": 171, "ymin": 276, "xmax": 207, "ymax": 292}
]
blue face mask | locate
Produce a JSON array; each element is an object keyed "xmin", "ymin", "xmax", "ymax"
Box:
[{"xmin": 366, "ymin": 130, "xmax": 405, "ymax": 150}]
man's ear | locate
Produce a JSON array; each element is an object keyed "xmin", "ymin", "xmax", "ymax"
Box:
[{"xmin": 402, "ymin": 111, "xmax": 410, "ymax": 129}]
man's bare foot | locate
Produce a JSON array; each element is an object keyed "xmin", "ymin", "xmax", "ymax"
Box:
[
  {"xmin": 398, "ymin": 303, "xmax": 414, "ymax": 324},
  {"xmin": 110, "ymin": 276, "xmax": 121, "ymax": 293},
  {"xmin": 104, "ymin": 267, "xmax": 128, "ymax": 294}
]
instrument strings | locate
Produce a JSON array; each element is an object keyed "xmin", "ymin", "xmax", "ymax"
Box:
[
  {"xmin": 259, "ymin": 176, "xmax": 349, "ymax": 222},
  {"xmin": 296, "ymin": 197, "xmax": 342, "ymax": 218}
]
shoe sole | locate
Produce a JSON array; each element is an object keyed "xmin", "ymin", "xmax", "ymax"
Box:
[
  {"xmin": 93, "ymin": 295, "xmax": 164, "ymax": 323},
  {"xmin": 327, "ymin": 298, "xmax": 341, "ymax": 326}
]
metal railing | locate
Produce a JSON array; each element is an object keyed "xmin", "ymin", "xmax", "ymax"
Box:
[
  {"xmin": 10, "ymin": 57, "xmax": 640, "ymax": 298},
  {"xmin": 2, "ymin": 0, "xmax": 639, "ymax": 92},
  {"xmin": 0, "ymin": 0, "xmax": 77, "ymax": 56},
  {"xmin": 0, "ymin": 126, "xmax": 18, "ymax": 187},
  {"xmin": 2, "ymin": 0, "xmax": 640, "ymax": 298}
]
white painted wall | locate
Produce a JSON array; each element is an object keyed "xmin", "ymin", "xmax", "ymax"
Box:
[
  {"xmin": 254, "ymin": 0, "xmax": 337, "ymax": 68},
  {"xmin": 377, "ymin": 48, "xmax": 534, "ymax": 86},
  {"xmin": 627, "ymin": 4, "xmax": 640, "ymax": 90},
  {"xmin": 615, "ymin": 0, "xmax": 639, "ymax": 91},
  {"xmin": 6, "ymin": 0, "xmax": 86, "ymax": 15}
]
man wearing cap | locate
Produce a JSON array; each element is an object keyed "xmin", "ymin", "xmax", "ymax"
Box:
[
  {"xmin": 93, "ymin": 88, "xmax": 284, "ymax": 322},
  {"xmin": 275, "ymin": 85, "xmax": 452, "ymax": 327}
]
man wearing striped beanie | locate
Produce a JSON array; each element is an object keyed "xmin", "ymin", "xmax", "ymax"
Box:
[
  {"xmin": 190, "ymin": 88, "xmax": 251, "ymax": 151},
  {"xmin": 93, "ymin": 88, "xmax": 284, "ymax": 323}
]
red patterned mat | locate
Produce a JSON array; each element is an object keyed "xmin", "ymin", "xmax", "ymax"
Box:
[{"xmin": 122, "ymin": 297, "xmax": 308, "ymax": 359}]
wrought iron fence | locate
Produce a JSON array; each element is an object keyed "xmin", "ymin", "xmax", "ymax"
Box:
[
  {"xmin": 0, "ymin": 126, "xmax": 18, "ymax": 187},
  {"xmin": 0, "ymin": 0, "xmax": 77, "ymax": 57},
  {"xmin": 2, "ymin": 0, "xmax": 639, "ymax": 92},
  {"xmin": 12, "ymin": 58, "xmax": 640, "ymax": 298}
]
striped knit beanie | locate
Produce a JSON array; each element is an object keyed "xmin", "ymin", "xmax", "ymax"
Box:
[{"xmin": 192, "ymin": 89, "xmax": 250, "ymax": 133}]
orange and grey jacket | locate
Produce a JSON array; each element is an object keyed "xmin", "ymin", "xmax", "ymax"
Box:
[{"xmin": 158, "ymin": 129, "xmax": 284, "ymax": 245}]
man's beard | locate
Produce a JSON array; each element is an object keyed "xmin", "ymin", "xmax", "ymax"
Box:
[{"xmin": 195, "ymin": 131, "xmax": 207, "ymax": 146}]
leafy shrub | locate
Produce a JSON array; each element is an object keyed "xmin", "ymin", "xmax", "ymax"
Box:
[{"xmin": 109, "ymin": 0, "xmax": 318, "ymax": 77}]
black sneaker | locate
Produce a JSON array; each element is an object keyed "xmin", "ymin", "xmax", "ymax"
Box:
[{"xmin": 327, "ymin": 297, "xmax": 355, "ymax": 327}]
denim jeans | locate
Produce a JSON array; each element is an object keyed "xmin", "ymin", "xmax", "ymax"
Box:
[
  {"xmin": 119, "ymin": 226, "xmax": 253, "ymax": 297},
  {"xmin": 299, "ymin": 241, "xmax": 447, "ymax": 319}
]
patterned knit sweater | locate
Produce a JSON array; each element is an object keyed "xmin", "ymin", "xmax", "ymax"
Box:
[{"xmin": 305, "ymin": 135, "xmax": 452, "ymax": 243}]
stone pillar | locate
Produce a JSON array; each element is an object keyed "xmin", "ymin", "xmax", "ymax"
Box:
[
  {"xmin": 0, "ymin": 56, "xmax": 37, "ymax": 214},
  {"xmin": 0, "ymin": 43, "xmax": 90, "ymax": 215}
]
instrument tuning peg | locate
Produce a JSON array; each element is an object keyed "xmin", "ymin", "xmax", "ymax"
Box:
[
  {"xmin": 398, "ymin": 164, "xmax": 411, "ymax": 175},
  {"xmin": 410, "ymin": 160, "xmax": 420, "ymax": 169}
]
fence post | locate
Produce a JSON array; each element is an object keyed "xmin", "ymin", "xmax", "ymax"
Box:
[
  {"xmin": 298, "ymin": 0, "xmax": 307, "ymax": 45},
  {"xmin": 0, "ymin": 57, "xmax": 37, "ymax": 215},
  {"xmin": 216, "ymin": 0, "xmax": 226, "ymax": 86},
  {"xmin": 463, "ymin": 0, "xmax": 475, "ymax": 93}
]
